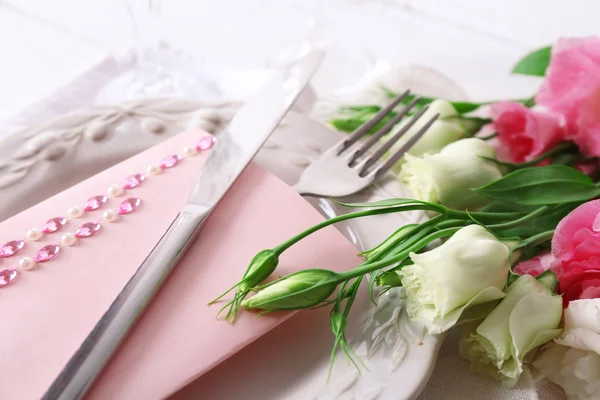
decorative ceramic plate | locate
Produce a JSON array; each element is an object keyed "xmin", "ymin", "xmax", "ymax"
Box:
[
  {"xmin": 0, "ymin": 64, "xmax": 468, "ymax": 400},
  {"xmin": 0, "ymin": 105, "xmax": 438, "ymax": 400}
]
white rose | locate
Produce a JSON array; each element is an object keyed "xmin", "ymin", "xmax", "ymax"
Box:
[
  {"xmin": 460, "ymin": 274, "xmax": 563, "ymax": 385},
  {"xmin": 399, "ymin": 138, "xmax": 503, "ymax": 210},
  {"xmin": 389, "ymin": 99, "xmax": 467, "ymax": 170},
  {"xmin": 533, "ymin": 299, "xmax": 600, "ymax": 400},
  {"xmin": 399, "ymin": 225, "xmax": 509, "ymax": 334}
]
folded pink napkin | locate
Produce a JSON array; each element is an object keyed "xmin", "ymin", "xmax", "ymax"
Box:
[{"xmin": 0, "ymin": 129, "xmax": 360, "ymax": 399}]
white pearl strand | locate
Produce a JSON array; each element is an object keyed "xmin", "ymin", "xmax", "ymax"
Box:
[
  {"xmin": 146, "ymin": 165, "xmax": 162, "ymax": 175},
  {"xmin": 101, "ymin": 209, "xmax": 118, "ymax": 224},
  {"xmin": 25, "ymin": 228, "xmax": 43, "ymax": 242},
  {"xmin": 107, "ymin": 185, "xmax": 123, "ymax": 198},
  {"xmin": 14, "ymin": 144, "xmax": 204, "ymax": 274},
  {"xmin": 67, "ymin": 206, "xmax": 83, "ymax": 219}
]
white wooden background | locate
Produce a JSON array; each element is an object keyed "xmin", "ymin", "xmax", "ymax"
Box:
[{"xmin": 1, "ymin": 0, "xmax": 599, "ymax": 123}]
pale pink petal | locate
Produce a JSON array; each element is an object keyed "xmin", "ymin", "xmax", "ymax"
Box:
[
  {"xmin": 536, "ymin": 37, "xmax": 600, "ymax": 157},
  {"xmin": 551, "ymin": 200, "xmax": 600, "ymax": 298},
  {"xmin": 514, "ymin": 251, "xmax": 554, "ymax": 277},
  {"xmin": 491, "ymin": 101, "xmax": 565, "ymax": 162}
]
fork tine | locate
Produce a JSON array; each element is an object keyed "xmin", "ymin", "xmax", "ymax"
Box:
[
  {"xmin": 347, "ymin": 96, "xmax": 422, "ymax": 165},
  {"xmin": 337, "ymin": 90, "xmax": 411, "ymax": 155},
  {"xmin": 368, "ymin": 113, "xmax": 440, "ymax": 178},
  {"xmin": 357, "ymin": 104, "xmax": 430, "ymax": 174}
]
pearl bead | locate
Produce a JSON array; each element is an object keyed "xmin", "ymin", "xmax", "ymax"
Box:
[
  {"xmin": 146, "ymin": 165, "xmax": 162, "ymax": 175},
  {"xmin": 25, "ymin": 228, "xmax": 43, "ymax": 241},
  {"xmin": 67, "ymin": 206, "xmax": 83, "ymax": 219},
  {"xmin": 107, "ymin": 185, "xmax": 124, "ymax": 198},
  {"xmin": 18, "ymin": 257, "xmax": 35, "ymax": 271},
  {"xmin": 182, "ymin": 146, "xmax": 197, "ymax": 157},
  {"xmin": 60, "ymin": 233, "xmax": 77, "ymax": 247},
  {"xmin": 101, "ymin": 210, "xmax": 118, "ymax": 223}
]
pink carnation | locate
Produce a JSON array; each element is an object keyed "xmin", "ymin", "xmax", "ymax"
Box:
[
  {"xmin": 536, "ymin": 37, "xmax": 600, "ymax": 157},
  {"xmin": 491, "ymin": 102, "xmax": 565, "ymax": 163},
  {"xmin": 551, "ymin": 199, "xmax": 600, "ymax": 305},
  {"xmin": 514, "ymin": 251, "xmax": 554, "ymax": 277}
]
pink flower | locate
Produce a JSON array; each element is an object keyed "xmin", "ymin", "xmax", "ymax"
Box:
[
  {"xmin": 514, "ymin": 251, "xmax": 554, "ymax": 277},
  {"xmin": 551, "ymin": 199, "xmax": 600, "ymax": 305},
  {"xmin": 491, "ymin": 102, "xmax": 565, "ymax": 163},
  {"xmin": 575, "ymin": 160, "xmax": 600, "ymax": 177},
  {"xmin": 536, "ymin": 37, "xmax": 600, "ymax": 157}
]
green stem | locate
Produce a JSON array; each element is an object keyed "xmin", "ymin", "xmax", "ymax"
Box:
[
  {"xmin": 364, "ymin": 215, "xmax": 444, "ymax": 262},
  {"xmin": 450, "ymin": 210, "xmax": 527, "ymax": 223},
  {"xmin": 515, "ymin": 143, "xmax": 577, "ymax": 168},
  {"xmin": 435, "ymin": 219, "xmax": 470, "ymax": 230},
  {"xmin": 520, "ymin": 230, "xmax": 555, "ymax": 248},
  {"xmin": 385, "ymin": 223, "xmax": 444, "ymax": 258},
  {"xmin": 479, "ymin": 132, "xmax": 498, "ymax": 141},
  {"xmin": 338, "ymin": 227, "xmax": 461, "ymax": 281},
  {"xmin": 487, "ymin": 206, "xmax": 551, "ymax": 230},
  {"xmin": 275, "ymin": 204, "xmax": 444, "ymax": 254}
]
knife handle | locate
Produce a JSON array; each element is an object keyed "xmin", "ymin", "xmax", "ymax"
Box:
[{"xmin": 42, "ymin": 206, "xmax": 210, "ymax": 400}]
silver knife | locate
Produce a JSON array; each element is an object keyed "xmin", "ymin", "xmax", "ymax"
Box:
[{"xmin": 42, "ymin": 49, "xmax": 324, "ymax": 400}]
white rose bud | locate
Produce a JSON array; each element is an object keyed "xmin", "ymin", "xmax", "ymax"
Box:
[
  {"xmin": 399, "ymin": 225, "xmax": 510, "ymax": 334},
  {"xmin": 533, "ymin": 299, "xmax": 600, "ymax": 400},
  {"xmin": 400, "ymin": 138, "xmax": 503, "ymax": 210},
  {"xmin": 460, "ymin": 274, "xmax": 563, "ymax": 385},
  {"xmin": 390, "ymin": 99, "xmax": 467, "ymax": 165}
]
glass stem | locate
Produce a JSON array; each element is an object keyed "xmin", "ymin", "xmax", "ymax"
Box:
[{"xmin": 127, "ymin": 0, "xmax": 162, "ymax": 66}]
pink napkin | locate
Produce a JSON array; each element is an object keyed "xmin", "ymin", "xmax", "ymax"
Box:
[{"xmin": 0, "ymin": 129, "xmax": 360, "ymax": 399}]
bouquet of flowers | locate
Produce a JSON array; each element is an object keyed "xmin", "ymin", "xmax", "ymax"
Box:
[{"xmin": 213, "ymin": 37, "xmax": 600, "ymax": 399}]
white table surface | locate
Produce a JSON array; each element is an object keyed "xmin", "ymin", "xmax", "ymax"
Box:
[
  {"xmin": 2, "ymin": 0, "xmax": 600, "ymax": 123},
  {"xmin": 0, "ymin": 1, "xmax": 595, "ymax": 399}
]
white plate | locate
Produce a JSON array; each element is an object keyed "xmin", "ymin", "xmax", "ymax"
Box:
[
  {"xmin": 0, "ymin": 105, "xmax": 440, "ymax": 400},
  {"xmin": 0, "ymin": 63, "xmax": 469, "ymax": 399},
  {"xmin": 172, "ymin": 112, "xmax": 442, "ymax": 400}
]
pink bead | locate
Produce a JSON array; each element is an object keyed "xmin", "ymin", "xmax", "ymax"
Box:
[
  {"xmin": 42, "ymin": 217, "xmax": 68, "ymax": 234},
  {"xmin": 123, "ymin": 174, "xmax": 146, "ymax": 189},
  {"xmin": 0, "ymin": 240, "xmax": 25, "ymax": 258},
  {"xmin": 159, "ymin": 155, "xmax": 181, "ymax": 169},
  {"xmin": 196, "ymin": 136, "xmax": 216, "ymax": 151},
  {"xmin": 74, "ymin": 222, "xmax": 101, "ymax": 238},
  {"xmin": 0, "ymin": 268, "xmax": 17, "ymax": 287},
  {"xmin": 35, "ymin": 244, "xmax": 60, "ymax": 263},
  {"xmin": 118, "ymin": 198, "xmax": 141, "ymax": 215},
  {"xmin": 84, "ymin": 195, "xmax": 108, "ymax": 211}
]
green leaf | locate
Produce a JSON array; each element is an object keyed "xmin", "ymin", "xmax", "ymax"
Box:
[
  {"xmin": 449, "ymin": 101, "xmax": 484, "ymax": 114},
  {"xmin": 495, "ymin": 202, "xmax": 581, "ymax": 238},
  {"xmin": 480, "ymin": 200, "xmax": 539, "ymax": 214},
  {"xmin": 475, "ymin": 165, "xmax": 600, "ymax": 205},
  {"xmin": 512, "ymin": 46, "xmax": 552, "ymax": 77},
  {"xmin": 330, "ymin": 108, "xmax": 396, "ymax": 134}
]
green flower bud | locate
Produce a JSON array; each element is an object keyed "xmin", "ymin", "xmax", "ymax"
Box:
[
  {"xmin": 375, "ymin": 270, "xmax": 403, "ymax": 288},
  {"xmin": 239, "ymin": 249, "xmax": 279, "ymax": 291},
  {"xmin": 362, "ymin": 224, "xmax": 417, "ymax": 261},
  {"xmin": 242, "ymin": 269, "xmax": 340, "ymax": 311},
  {"xmin": 210, "ymin": 249, "xmax": 279, "ymax": 322}
]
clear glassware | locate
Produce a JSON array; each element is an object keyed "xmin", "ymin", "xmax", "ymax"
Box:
[{"xmin": 95, "ymin": 0, "xmax": 221, "ymax": 104}]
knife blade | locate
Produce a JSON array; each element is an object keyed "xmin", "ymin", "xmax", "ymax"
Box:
[{"xmin": 42, "ymin": 49, "xmax": 324, "ymax": 400}]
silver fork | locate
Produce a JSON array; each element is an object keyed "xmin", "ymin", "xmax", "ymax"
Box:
[{"xmin": 294, "ymin": 90, "xmax": 440, "ymax": 197}]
